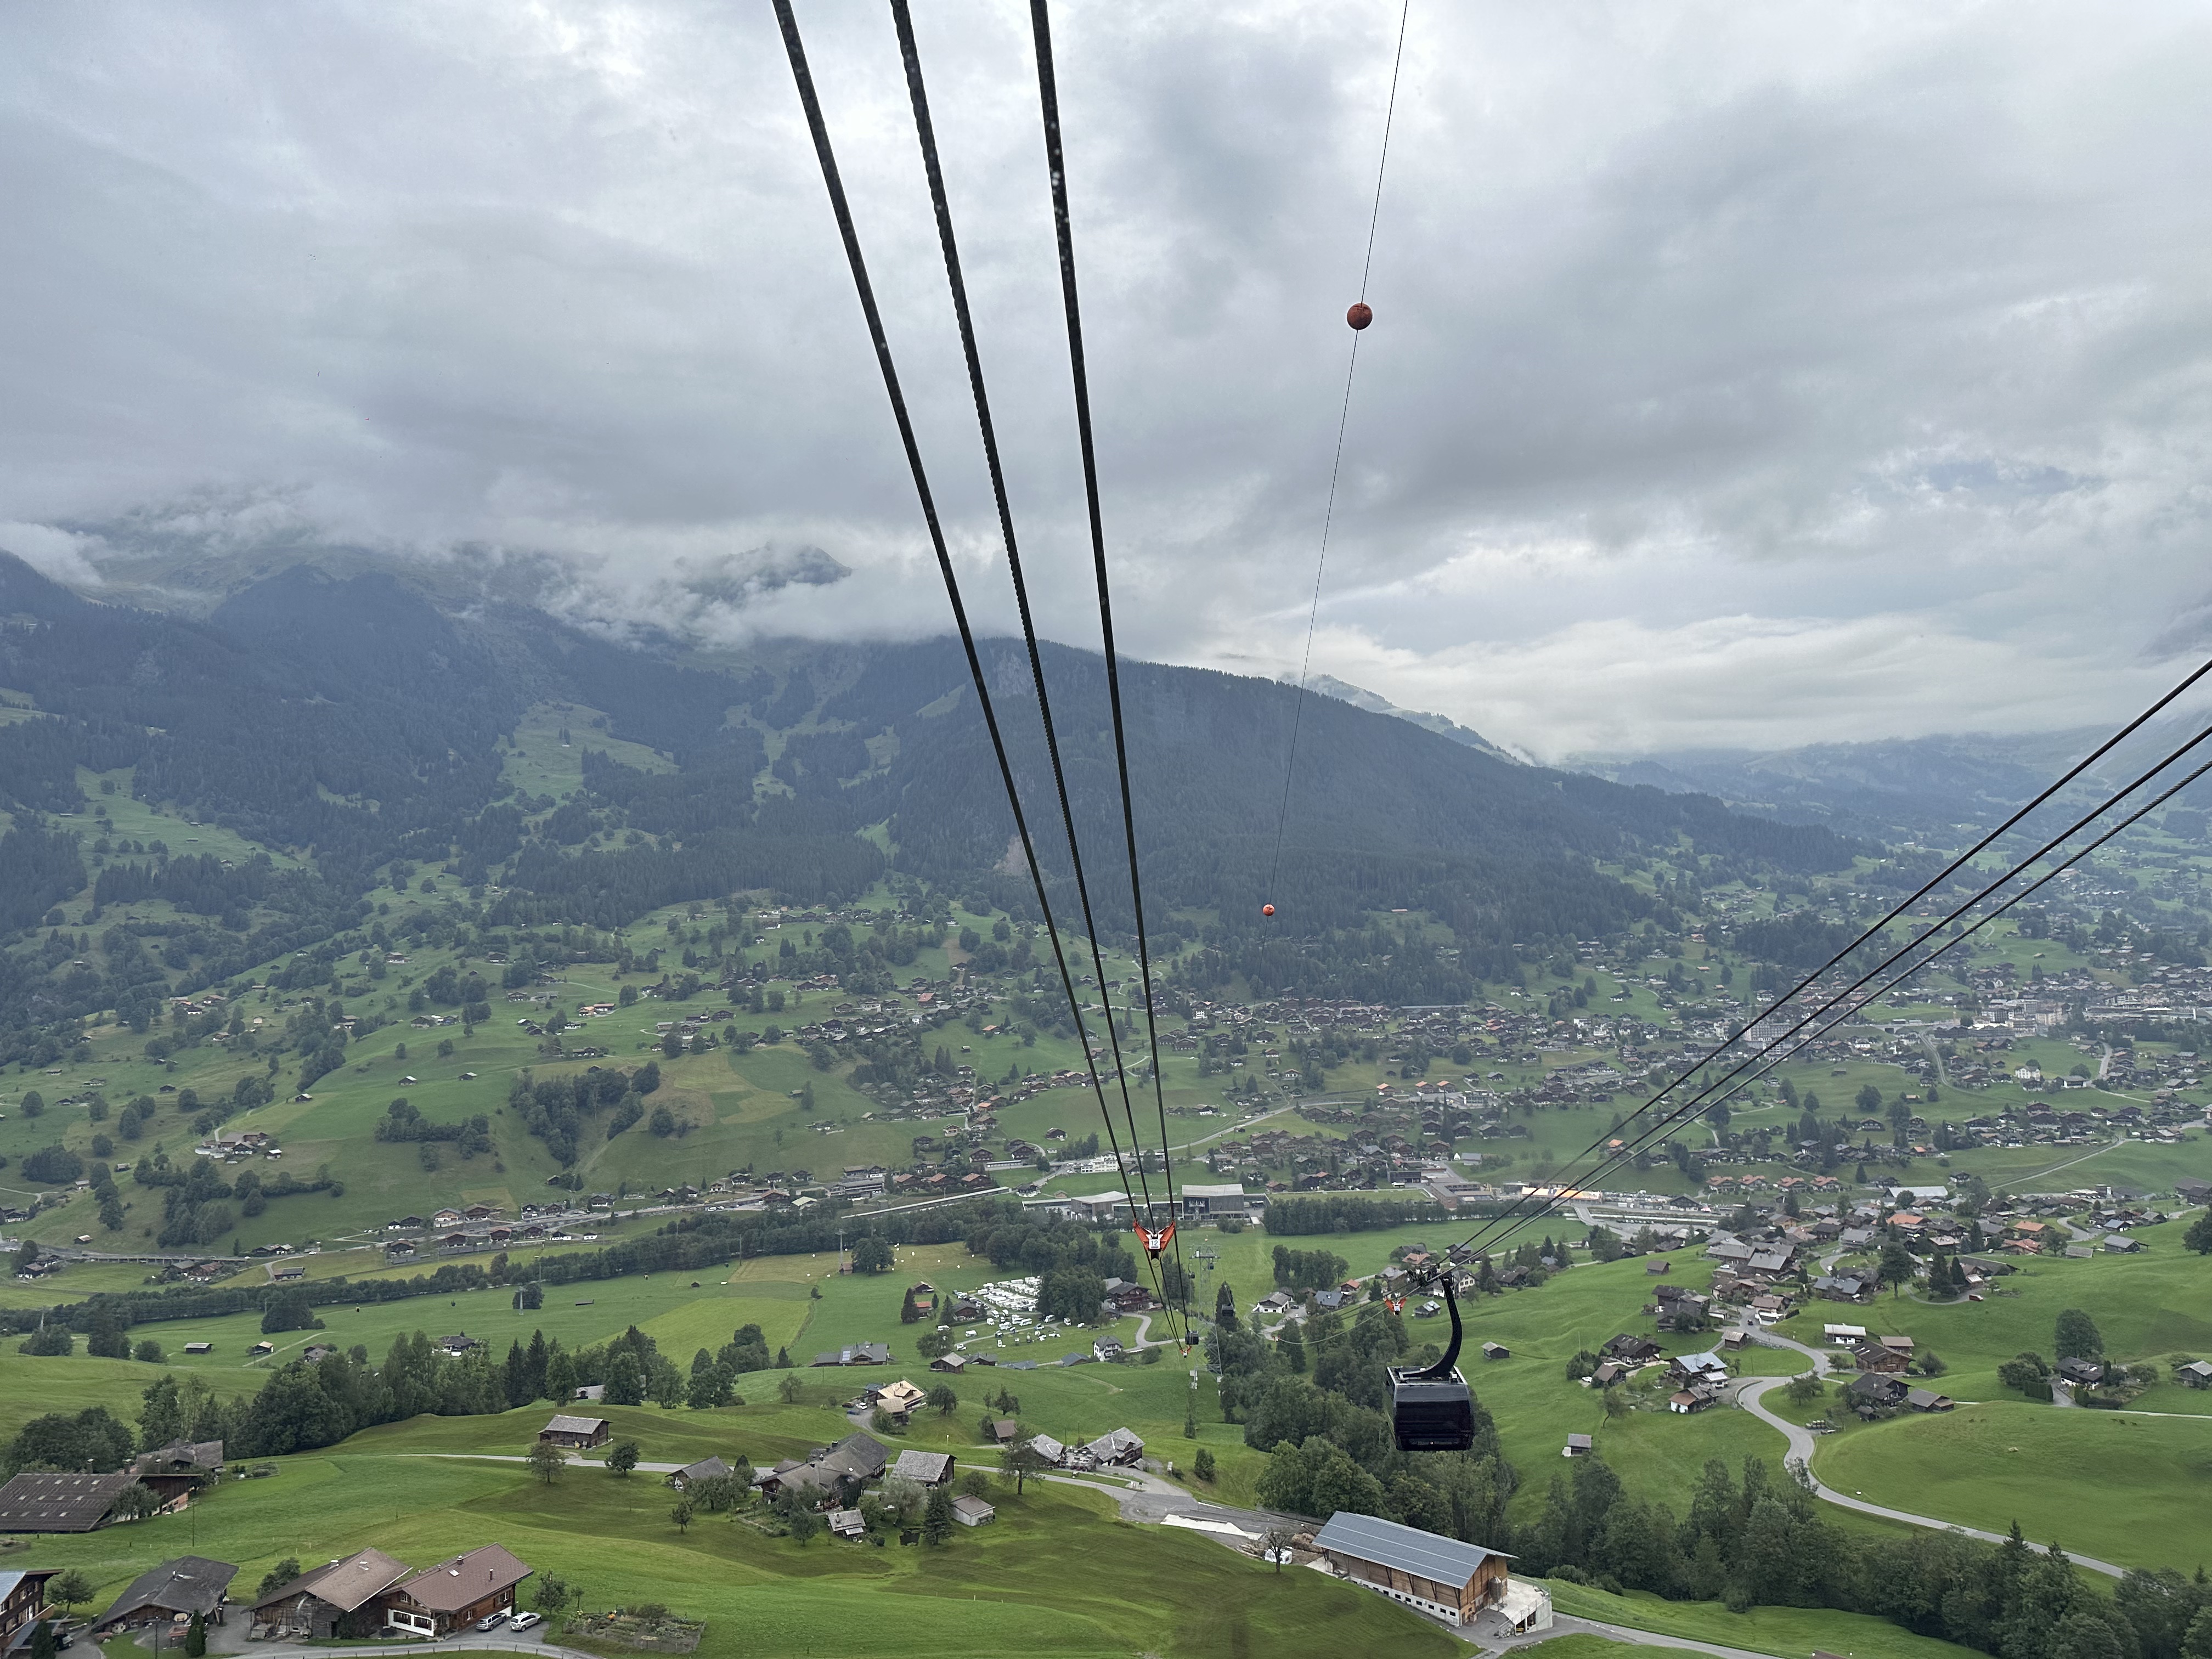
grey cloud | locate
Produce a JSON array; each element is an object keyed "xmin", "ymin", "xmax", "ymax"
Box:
[{"xmin": 2, "ymin": 1, "xmax": 2209, "ymax": 753}]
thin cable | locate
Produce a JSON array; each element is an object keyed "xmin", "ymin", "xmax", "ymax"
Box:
[
  {"xmin": 1472, "ymin": 741, "xmax": 2212, "ymax": 1268},
  {"xmin": 1294, "ymin": 733, "xmax": 2212, "ymax": 1369},
  {"xmin": 1453, "ymin": 713, "xmax": 2212, "ymax": 1265},
  {"xmin": 1266, "ymin": 0, "xmax": 1413, "ymax": 907},
  {"xmin": 1028, "ymin": 0, "xmax": 1193, "ymax": 1345},
  {"xmin": 885, "ymin": 0, "xmax": 1179, "ymax": 1328},
  {"xmin": 771, "ymin": 0, "xmax": 1150, "ymax": 1304},
  {"xmin": 1438, "ymin": 659, "xmax": 2212, "ymax": 1263}
]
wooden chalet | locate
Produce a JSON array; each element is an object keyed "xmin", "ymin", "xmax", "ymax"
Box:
[{"xmin": 380, "ymin": 1545, "xmax": 532, "ymax": 1638}]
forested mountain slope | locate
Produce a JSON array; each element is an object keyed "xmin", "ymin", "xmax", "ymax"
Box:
[{"xmin": 0, "ymin": 552, "xmax": 1865, "ymax": 1060}]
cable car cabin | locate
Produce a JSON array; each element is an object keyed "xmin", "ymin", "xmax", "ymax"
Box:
[
  {"xmin": 1388, "ymin": 1364, "xmax": 1476, "ymax": 1451},
  {"xmin": 1389, "ymin": 1277, "xmax": 1476, "ymax": 1452}
]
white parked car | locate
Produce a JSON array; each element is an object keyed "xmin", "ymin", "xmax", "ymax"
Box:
[{"xmin": 507, "ymin": 1612, "xmax": 542, "ymax": 1632}]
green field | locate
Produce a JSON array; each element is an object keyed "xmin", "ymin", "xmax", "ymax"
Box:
[
  {"xmin": 18, "ymin": 1429, "xmax": 1457, "ymax": 1659},
  {"xmin": 1814, "ymin": 1404, "xmax": 2212, "ymax": 1573},
  {"xmin": 1540, "ymin": 1578, "xmax": 1989, "ymax": 1659}
]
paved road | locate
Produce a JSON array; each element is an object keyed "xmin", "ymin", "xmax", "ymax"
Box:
[
  {"xmin": 208, "ymin": 1630, "xmax": 588, "ymax": 1659},
  {"xmin": 1475, "ymin": 1611, "xmax": 1805, "ymax": 1658},
  {"xmin": 1731, "ymin": 1334, "xmax": 2126, "ymax": 1578}
]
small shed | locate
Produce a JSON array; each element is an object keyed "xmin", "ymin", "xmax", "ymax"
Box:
[
  {"xmin": 1562, "ymin": 1434, "xmax": 1593, "ymax": 1458},
  {"xmin": 951, "ymin": 1494, "xmax": 996, "ymax": 1527},
  {"xmin": 1480, "ymin": 1341, "xmax": 1510, "ymax": 1361}
]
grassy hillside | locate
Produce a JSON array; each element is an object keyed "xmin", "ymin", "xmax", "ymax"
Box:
[{"xmin": 20, "ymin": 1436, "xmax": 1456, "ymax": 1659}]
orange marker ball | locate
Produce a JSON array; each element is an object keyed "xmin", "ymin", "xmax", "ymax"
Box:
[
  {"xmin": 1262, "ymin": 904, "xmax": 1276, "ymax": 917},
  {"xmin": 1346, "ymin": 302, "xmax": 1373, "ymax": 330}
]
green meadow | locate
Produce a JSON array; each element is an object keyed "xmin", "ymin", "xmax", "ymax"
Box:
[
  {"xmin": 1538, "ymin": 1578, "xmax": 1989, "ymax": 1659},
  {"xmin": 20, "ymin": 1434, "xmax": 1456, "ymax": 1659}
]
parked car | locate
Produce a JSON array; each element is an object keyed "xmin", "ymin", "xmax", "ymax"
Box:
[
  {"xmin": 475, "ymin": 1611, "xmax": 510, "ymax": 1632},
  {"xmin": 507, "ymin": 1612, "xmax": 542, "ymax": 1632}
]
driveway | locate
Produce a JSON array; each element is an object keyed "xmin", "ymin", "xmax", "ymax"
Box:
[
  {"xmin": 207, "ymin": 1629, "xmax": 585, "ymax": 1659},
  {"xmin": 1731, "ymin": 1335, "xmax": 2124, "ymax": 1578}
]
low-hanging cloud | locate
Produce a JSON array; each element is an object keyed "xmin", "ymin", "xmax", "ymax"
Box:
[{"xmin": 2, "ymin": 0, "xmax": 2209, "ymax": 757}]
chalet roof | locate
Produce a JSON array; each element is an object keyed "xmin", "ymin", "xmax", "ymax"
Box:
[
  {"xmin": 133, "ymin": 1439, "xmax": 224, "ymax": 1476},
  {"xmin": 251, "ymin": 1548, "xmax": 412, "ymax": 1614},
  {"xmin": 392, "ymin": 1545, "xmax": 532, "ymax": 1613},
  {"xmin": 1312, "ymin": 1513, "xmax": 1511, "ymax": 1588},
  {"xmin": 889, "ymin": 1451, "xmax": 953, "ymax": 1483},
  {"xmin": 671, "ymin": 1457, "xmax": 732, "ymax": 1484},
  {"xmin": 541, "ymin": 1414, "xmax": 607, "ymax": 1436},
  {"xmin": 0, "ymin": 1471, "xmax": 137, "ymax": 1532},
  {"xmin": 817, "ymin": 1432, "xmax": 889, "ymax": 1481},
  {"xmin": 94, "ymin": 1556, "xmax": 238, "ymax": 1627}
]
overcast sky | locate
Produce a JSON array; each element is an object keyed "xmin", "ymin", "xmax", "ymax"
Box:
[{"xmin": 3, "ymin": 1, "xmax": 2210, "ymax": 759}]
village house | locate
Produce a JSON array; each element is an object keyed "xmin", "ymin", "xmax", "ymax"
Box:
[
  {"xmin": 889, "ymin": 1450, "xmax": 955, "ymax": 1488},
  {"xmin": 1312, "ymin": 1512, "xmax": 1542, "ymax": 1632},
  {"xmin": 1845, "ymin": 1373, "xmax": 1909, "ymax": 1414},
  {"xmin": 0, "ymin": 1569, "xmax": 61, "ymax": 1655},
  {"xmin": 537, "ymin": 1414, "xmax": 610, "ymax": 1450},
  {"xmin": 810, "ymin": 1342, "xmax": 893, "ymax": 1367},
  {"xmin": 249, "ymin": 1549, "xmax": 412, "ymax": 1640},
  {"xmin": 754, "ymin": 1433, "xmax": 890, "ymax": 1503},
  {"xmin": 89, "ymin": 1558, "xmax": 238, "ymax": 1639},
  {"xmin": 1083, "ymin": 1429, "xmax": 1144, "ymax": 1468},
  {"xmin": 866, "ymin": 1380, "xmax": 928, "ymax": 1421},
  {"xmin": 665, "ymin": 1457, "xmax": 733, "ymax": 1492},
  {"xmin": 130, "ymin": 1440, "xmax": 225, "ymax": 1507},
  {"xmin": 379, "ymin": 1546, "xmax": 532, "ymax": 1638}
]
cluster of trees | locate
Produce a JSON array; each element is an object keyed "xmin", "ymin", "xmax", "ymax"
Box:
[
  {"xmin": 374, "ymin": 1097, "xmax": 493, "ymax": 1159},
  {"xmin": 1271, "ymin": 1245, "xmax": 1349, "ymax": 1292},
  {"xmin": 1262, "ymin": 1194, "xmax": 1450, "ymax": 1235},
  {"xmin": 506, "ymin": 1064, "xmax": 659, "ymax": 1165},
  {"xmin": 1525, "ymin": 1453, "xmax": 2212, "ymax": 1659},
  {"xmin": 1223, "ymin": 1272, "xmax": 2191, "ymax": 1659}
]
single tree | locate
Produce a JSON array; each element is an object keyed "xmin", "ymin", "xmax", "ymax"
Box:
[
  {"xmin": 1000, "ymin": 1438, "xmax": 1048, "ymax": 1495},
  {"xmin": 1193, "ymin": 1448, "xmax": 1216, "ymax": 1482},
  {"xmin": 669, "ymin": 1497, "xmax": 695, "ymax": 1534},
  {"xmin": 48, "ymin": 1574, "xmax": 92, "ymax": 1618},
  {"xmin": 2055, "ymin": 1308, "xmax": 2104, "ymax": 1362},
  {"xmin": 608, "ymin": 1440, "xmax": 640, "ymax": 1477},
  {"xmin": 1877, "ymin": 1239, "xmax": 1917, "ymax": 1298},
  {"xmin": 528, "ymin": 1441, "xmax": 568, "ymax": 1485},
  {"xmin": 926, "ymin": 1383, "xmax": 959, "ymax": 1417},
  {"xmin": 777, "ymin": 1373, "xmax": 804, "ymax": 1404},
  {"xmin": 2185, "ymin": 1211, "xmax": 2212, "ymax": 1256},
  {"xmin": 184, "ymin": 1611, "xmax": 206, "ymax": 1657},
  {"xmin": 788, "ymin": 1508, "xmax": 824, "ymax": 1547},
  {"xmin": 922, "ymin": 1485, "xmax": 954, "ymax": 1544},
  {"xmin": 1263, "ymin": 1527, "xmax": 1296, "ymax": 1573}
]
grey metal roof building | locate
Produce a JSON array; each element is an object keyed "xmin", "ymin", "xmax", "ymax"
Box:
[
  {"xmin": 0, "ymin": 1472, "xmax": 139, "ymax": 1533},
  {"xmin": 1311, "ymin": 1513, "xmax": 1513, "ymax": 1627}
]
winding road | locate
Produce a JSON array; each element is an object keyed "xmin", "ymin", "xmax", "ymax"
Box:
[{"xmin": 1730, "ymin": 1332, "xmax": 2125, "ymax": 1578}]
